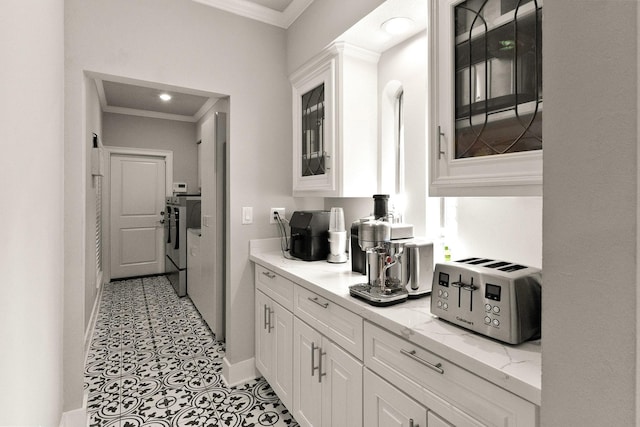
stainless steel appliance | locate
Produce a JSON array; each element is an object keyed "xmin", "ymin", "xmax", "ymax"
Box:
[
  {"xmin": 164, "ymin": 195, "xmax": 201, "ymax": 296},
  {"xmin": 404, "ymin": 239, "xmax": 434, "ymax": 298},
  {"xmin": 289, "ymin": 210, "xmax": 330, "ymax": 261},
  {"xmin": 351, "ymin": 195, "xmax": 394, "ymax": 274},
  {"xmin": 349, "ymin": 220, "xmax": 414, "ymax": 306},
  {"xmin": 431, "ymin": 257, "xmax": 542, "ymax": 344}
]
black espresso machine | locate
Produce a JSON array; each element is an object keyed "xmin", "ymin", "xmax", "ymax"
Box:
[{"xmin": 289, "ymin": 210, "xmax": 330, "ymax": 261}]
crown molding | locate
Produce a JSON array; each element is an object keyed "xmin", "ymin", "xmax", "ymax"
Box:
[
  {"xmin": 93, "ymin": 77, "xmax": 219, "ymax": 123},
  {"xmin": 192, "ymin": 0, "xmax": 313, "ymax": 28}
]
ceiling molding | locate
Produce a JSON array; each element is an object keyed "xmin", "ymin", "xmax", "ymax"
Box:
[
  {"xmin": 93, "ymin": 78, "xmax": 219, "ymax": 123},
  {"xmin": 192, "ymin": 0, "xmax": 313, "ymax": 28},
  {"xmin": 193, "ymin": 98, "xmax": 218, "ymax": 123},
  {"xmin": 103, "ymin": 105, "xmax": 199, "ymax": 123}
]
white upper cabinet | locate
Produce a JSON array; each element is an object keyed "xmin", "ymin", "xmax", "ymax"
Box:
[
  {"xmin": 429, "ymin": 0, "xmax": 543, "ymax": 196},
  {"xmin": 291, "ymin": 42, "xmax": 380, "ymax": 197}
]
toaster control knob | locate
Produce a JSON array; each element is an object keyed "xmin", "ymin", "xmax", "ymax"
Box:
[
  {"xmin": 443, "ymin": 302, "xmax": 449, "ymax": 310},
  {"xmin": 437, "ymin": 300, "xmax": 442, "ymax": 308},
  {"xmin": 485, "ymin": 304, "xmax": 492, "ymax": 312},
  {"xmin": 443, "ymin": 291, "xmax": 449, "ymax": 298},
  {"xmin": 493, "ymin": 306, "xmax": 501, "ymax": 314},
  {"xmin": 438, "ymin": 289, "xmax": 443, "ymax": 297},
  {"xmin": 492, "ymin": 319, "xmax": 500, "ymax": 326},
  {"xmin": 484, "ymin": 316, "xmax": 491, "ymax": 324}
]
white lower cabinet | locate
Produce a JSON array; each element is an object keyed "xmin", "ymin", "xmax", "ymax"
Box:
[
  {"xmin": 255, "ymin": 289, "xmax": 293, "ymax": 411},
  {"xmin": 365, "ymin": 367, "xmax": 477, "ymax": 427},
  {"xmin": 293, "ymin": 317, "xmax": 363, "ymax": 427},
  {"xmin": 253, "ymin": 261, "xmax": 538, "ymax": 427},
  {"xmin": 364, "ymin": 322, "xmax": 538, "ymax": 426},
  {"xmin": 364, "ymin": 368, "xmax": 428, "ymax": 427}
]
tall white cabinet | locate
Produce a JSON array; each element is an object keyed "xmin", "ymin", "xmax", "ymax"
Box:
[{"xmin": 196, "ymin": 111, "xmax": 225, "ymax": 340}]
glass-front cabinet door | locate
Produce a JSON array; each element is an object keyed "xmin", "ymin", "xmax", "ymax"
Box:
[
  {"xmin": 291, "ymin": 57, "xmax": 336, "ymax": 194},
  {"xmin": 301, "ymin": 84, "xmax": 326, "ymax": 178},
  {"xmin": 430, "ymin": 0, "xmax": 543, "ymax": 196}
]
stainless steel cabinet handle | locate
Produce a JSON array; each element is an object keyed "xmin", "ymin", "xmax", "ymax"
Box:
[
  {"xmin": 438, "ymin": 125, "xmax": 445, "ymax": 159},
  {"xmin": 262, "ymin": 271, "xmax": 276, "ymax": 279},
  {"xmin": 409, "ymin": 419, "xmax": 417, "ymax": 427},
  {"xmin": 267, "ymin": 307, "xmax": 273, "ymax": 333},
  {"xmin": 311, "ymin": 342, "xmax": 319, "ymax": 377},
  {"xmin": 308, "ymin": 296, "xmax": 329, "ymax": 309},
  {"xmin": 400, "ymin": 349, "xmax": 444, "ymax": 375},
  {"xmin": 318, "ymin": 347, "xmax": 326, "ymax": 383},
  {"xmin": 263, "ymin": 304, "xmax": 269, "ymax": 330}
]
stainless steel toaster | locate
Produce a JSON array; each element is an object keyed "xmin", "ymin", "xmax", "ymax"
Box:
[{"xmin": 431, "ymin": 257, "xmax": 541, "ymax": 345}]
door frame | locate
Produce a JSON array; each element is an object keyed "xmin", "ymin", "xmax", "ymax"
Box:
[{"xmin": 103, "ymin": 146, "xmax": 173, "ymax": 283}]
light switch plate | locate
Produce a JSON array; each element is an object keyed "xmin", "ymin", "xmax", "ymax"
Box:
[{"xmin": 242, "ymin": 207, "xmax": 253, "ymax": 225}]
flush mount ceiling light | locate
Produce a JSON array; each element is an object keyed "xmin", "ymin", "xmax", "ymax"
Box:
[
  {"xmin": 159, "ymin": 93, "xmax": 172, "ymax": 101},
  {"xmin": 381, "ymin": 17, "xmax": 415, "ymax": 35}
]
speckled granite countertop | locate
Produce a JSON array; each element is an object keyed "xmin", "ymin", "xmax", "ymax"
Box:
[{"xmin": 250, "ymin": 238, "xmax": 541, "ymax": 406}]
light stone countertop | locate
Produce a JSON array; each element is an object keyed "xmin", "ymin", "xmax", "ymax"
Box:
[{"xmin": 249, "ymin": 238, "xmax": 541, "ymax": 406}]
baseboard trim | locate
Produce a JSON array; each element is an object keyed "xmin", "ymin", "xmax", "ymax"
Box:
[
  {"xmin": 222, "ymin": 356, "xmax": 258, "ymax": 387},
  {"xmin": 84, "ymin": 284, "xmax": 103, "ymax": 359},
  {"xmin": 59, "ymin": 392, "xmax": 88, "ymax": 427}
]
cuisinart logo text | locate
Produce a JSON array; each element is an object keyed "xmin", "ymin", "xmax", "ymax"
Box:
[{"xmin": 456, "ymin": 316, "xmax": 474, "ymax": 326}]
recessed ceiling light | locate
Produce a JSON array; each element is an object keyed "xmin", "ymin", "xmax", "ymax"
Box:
[
  {"xmin": 381, "ymin": 17, "xmax": 415, "ymax": 35},
  {"xmin": 159, "ymin": 93, "xmax": 172, "ymax": 101}
]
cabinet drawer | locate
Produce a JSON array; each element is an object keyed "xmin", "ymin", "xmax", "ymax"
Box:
[
  {"xmin": 294, "ymin": 285, "xmax": 363, "ymax": 360},
  {"xmin": 255, "ymin": 264, "xmax": 294, "ymax": 311},
  {"xmin": 364, "ymin": 322, "xmax": 537, "ymax": 427}
]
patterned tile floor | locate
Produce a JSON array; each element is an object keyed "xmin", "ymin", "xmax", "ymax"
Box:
[{"xmin": 84, "ymin": 275, "xmax": 299, "ymax": 427}]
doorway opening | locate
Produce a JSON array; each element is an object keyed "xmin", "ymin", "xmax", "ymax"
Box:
[{"xmin": 85, "ymin": 71, "xmax": 229, "ymax": 342}]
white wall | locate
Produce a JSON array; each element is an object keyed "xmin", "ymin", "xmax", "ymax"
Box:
[
  {"xmin": 286, "ymin": 0, "xmax": 385, "ymax": 74},
  {"xmin": 103, "ymin": 113, "xmax": 198, "ymax": 193},
  {"xmin": 542, "ymin": 1, "xmax": 638, "ymax": 424},
  {"xmin": 377, "ymin": 31, "xmax": 431, "ymax": 238},
  {"xmin": 0, "ymin": 0, "xmax": 65, "ymax": 424},
  {"xmin": 449, "ymin": 197, "xmax": 542, "ymax": 268},
  {"xmin": 65, "ymin": 0, "xmax": 292, "ymax": 405}
]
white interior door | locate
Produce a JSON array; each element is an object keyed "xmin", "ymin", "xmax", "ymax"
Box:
[{"xmin": 110, "ymin": 154, "xmax": 166, "ymax": 279}]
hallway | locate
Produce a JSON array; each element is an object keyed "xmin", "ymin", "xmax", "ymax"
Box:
[{"xmin": 84, "ymin": 275, "xmax": 298, "ymax": 426}]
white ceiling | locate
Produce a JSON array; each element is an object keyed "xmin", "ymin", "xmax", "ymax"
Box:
[
  {"xmin": 192, "ymin": 0, "xmax": 313, "ymax": 28},
  {"xmin": 335, "ymin": 0, "xmax": 427, "ymax": 53}
]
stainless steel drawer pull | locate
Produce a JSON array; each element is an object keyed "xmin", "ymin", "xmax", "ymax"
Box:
[
  {"xmin": 400, "ymin": 349, "xmax": 444, "ymax": 375},
  {"xmin": 308, "ymin": 296, "xmax": 329, "ymax": 309},
  {"xmin": 409, "ymin": 419, "xmax": 416, "ymax": 427},
  {"xmin": 261, "ymin": 271, "xmax": 276, "ymax": 279}
]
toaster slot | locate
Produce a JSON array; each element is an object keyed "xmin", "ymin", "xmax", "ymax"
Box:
[
  {"xmin": 499, "ymin": 264, "xmax": 527, "ymax": 272},
  {"xmin": 457, "ymin": 257, "xmax": 480, "ymax": 263},
  {"xmin": 484, "ymin": 261, "xmax": 510, "ymax": 269},
  {"xmin": 467, "ymin": 258, "xmax": 494, "ymax": 265}
]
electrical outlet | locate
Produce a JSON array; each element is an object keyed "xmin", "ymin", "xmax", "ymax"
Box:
[{"xmin": 270, "ymin": 208, "xmax": 285, "ymax": 224}]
